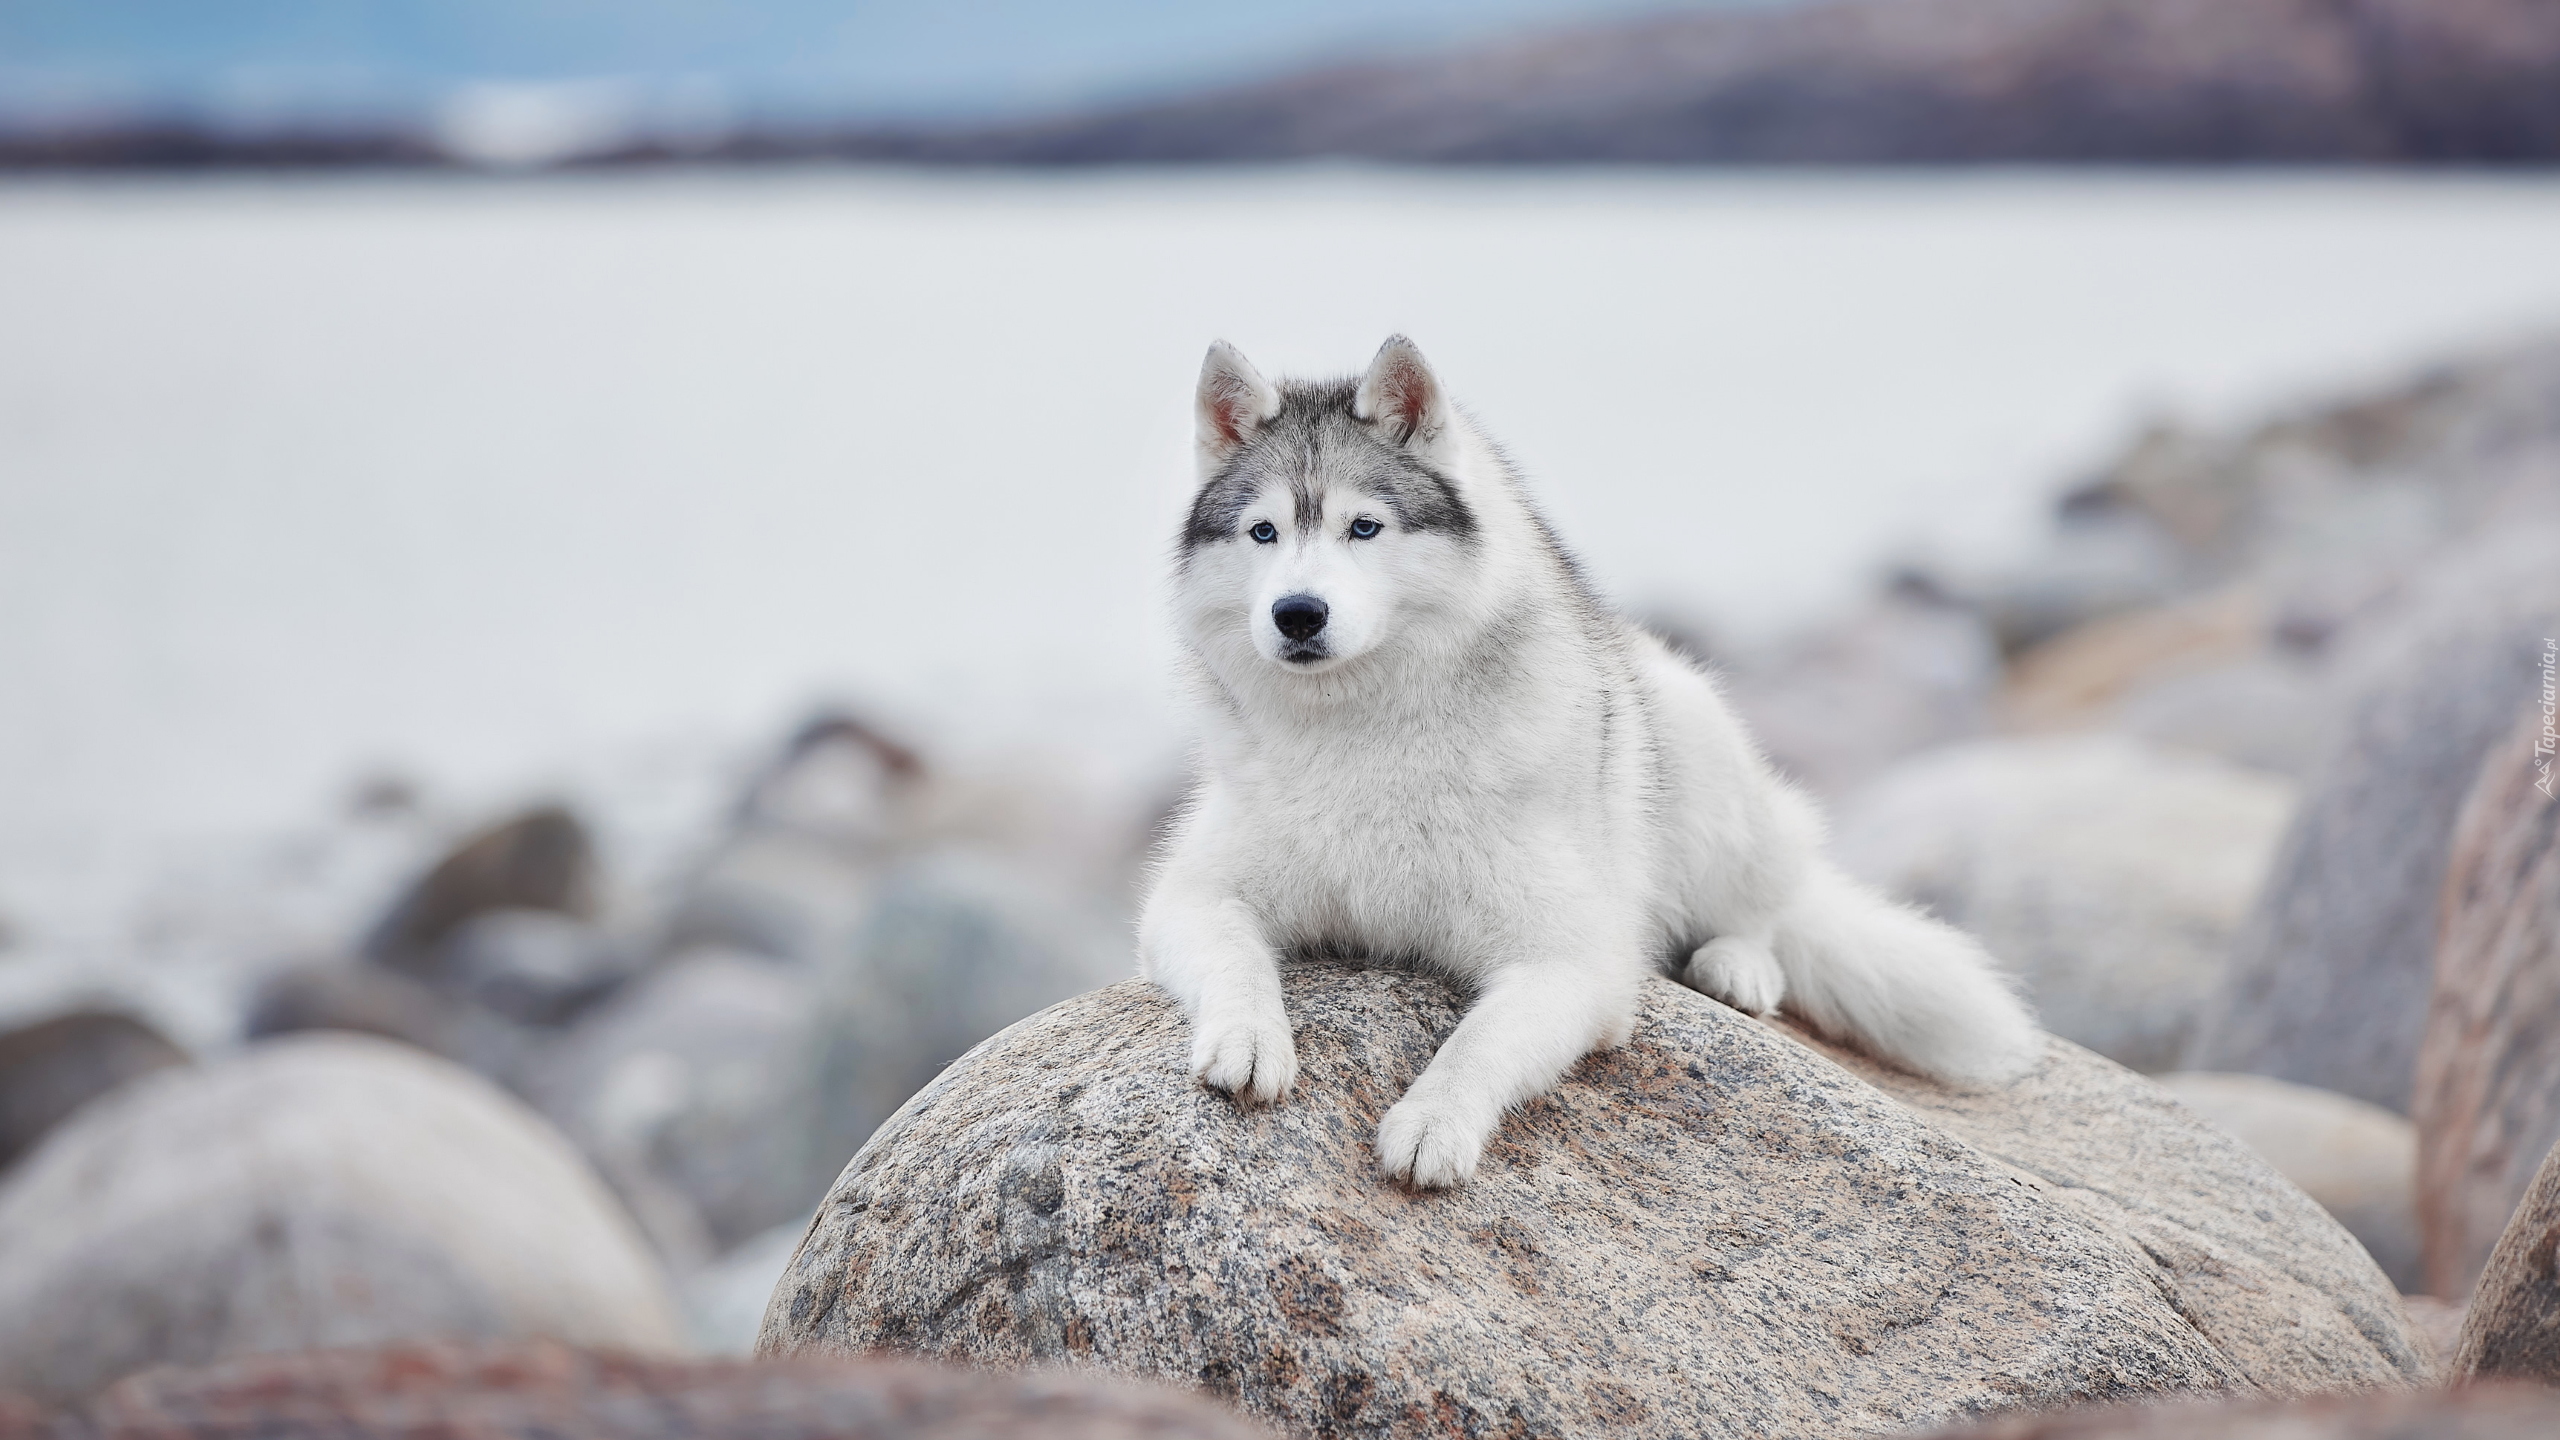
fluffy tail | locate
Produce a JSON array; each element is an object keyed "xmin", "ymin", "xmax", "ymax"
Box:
[{"xmin": 1771, "ymin": 860, "xmax": 2043, "ymax": 1088}]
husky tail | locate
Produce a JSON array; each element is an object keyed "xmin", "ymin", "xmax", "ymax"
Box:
[{"xmin": 1771, "ymin": 860, "xmax": 2042, "ymax": 1088}]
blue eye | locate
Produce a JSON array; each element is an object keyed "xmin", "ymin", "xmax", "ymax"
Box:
[
  {"xmin": 1249, "ymin": 521, "xmax": 1278, "ymax": 543},
  {"xmin": 1349, "ymin": 517, "xmax": 1382, "ymax": 539}
]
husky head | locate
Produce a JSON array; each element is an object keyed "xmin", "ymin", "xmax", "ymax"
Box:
[{"xmin": 1175, "ymin": 336, "xmax": 1499, "ymax": 683}]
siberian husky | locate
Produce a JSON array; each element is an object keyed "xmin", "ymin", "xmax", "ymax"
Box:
[{"xmin": 1141, "ymin": 337, "xmax": 2040, "ymax": 1188}]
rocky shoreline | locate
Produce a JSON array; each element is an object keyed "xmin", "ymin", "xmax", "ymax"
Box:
[{"xmin": 4, "ymin": 333, "xmax": 2560, "ymax": 1430}]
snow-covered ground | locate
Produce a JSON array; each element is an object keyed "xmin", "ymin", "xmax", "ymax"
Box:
[{"xmin": 7, "ymin": 167, "xmax": 2560, "ymax": 962}]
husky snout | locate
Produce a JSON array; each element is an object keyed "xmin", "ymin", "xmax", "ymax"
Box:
[
  {"xmin": 1272, "ymin": 594, "xmax": 1328, "ymax": 642},
  {"xmin": 1270, "ymin": 591, "xmax": 1331, "ymax": 665},
  {"xmin": 1254, "ymin": 573, "xmax": 1351, "ymax": 666}
]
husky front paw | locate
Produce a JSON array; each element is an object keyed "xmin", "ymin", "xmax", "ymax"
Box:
[
  {"xmin": 1685, "ymin": 936, "xmax": 1785, "ymax": 1016},
  {"xmin": 1376, "ymin": 1091, "xmax": 1491, "ymax": 1189},
  {"xmin": 1191, "ymin": 1009, "xmax": 1297, "ymax": 1105}
]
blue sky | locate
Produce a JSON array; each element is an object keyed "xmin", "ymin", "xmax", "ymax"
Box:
[{"xmin": 0, "ymin": 1, "xmax": 1783, "ymax": 125}]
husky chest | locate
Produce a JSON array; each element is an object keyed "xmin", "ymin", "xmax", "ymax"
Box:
[{"xmin": 1209, "ymin": 663, "xmax": 1653, "ymax": 969}]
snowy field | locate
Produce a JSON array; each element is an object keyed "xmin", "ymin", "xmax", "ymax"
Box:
[{"xmin": 7, "ymin": 167, "xmax": 2560, "ymax": 952}]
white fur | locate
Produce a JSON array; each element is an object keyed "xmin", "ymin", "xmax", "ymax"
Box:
[{"xmin": 1142, "ymin": 337, "xmax": 2042, "ymax": 1188}]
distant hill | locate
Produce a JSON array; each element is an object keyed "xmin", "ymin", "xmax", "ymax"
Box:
[
  {"xmin": 6, "ymin": 0, "xmax": 2556, "ymax": 169},
  {"xmin": 765, "ymin": 0, "xmax": 2560, "ymax": 165},
  {"xmin": 0, "ymin": 0, "xmax": 1773, "ymax": 132}
]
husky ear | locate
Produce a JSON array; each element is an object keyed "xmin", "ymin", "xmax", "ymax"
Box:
[
  {"xmin": 1196, "ymin": 340, "xmax": 1281, "ymax": 470},
  {"xmin": 1353, "ymin": 335, "xmax": 1450, "ymax": 452}
]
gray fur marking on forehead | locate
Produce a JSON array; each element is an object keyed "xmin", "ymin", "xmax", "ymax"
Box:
[{"xmin": 1180, "ymin": 378, "xmax": 1480, "ymax": 555}]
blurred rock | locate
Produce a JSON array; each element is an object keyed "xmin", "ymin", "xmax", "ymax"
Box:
[
  {"xmin": 41, "ymin": 1341, "xmax": 1269, "ymax": 1440},
  {"xmin": 442, "ymin": 909, "xmax": 634, "ymax": 1027},
  {"xmin": 684, "ymin": 1220, "xmax": 809, "ymax": 1356},
  {"xmin": 2157, "ymin": 1072, "xmax": 2422, "ymax": 1294},
  {"xmin": 1833, "ymin": 735, "xmax": 2294, "ymax": 1073},
  {"xmin": 735, "ymin": 713, "xmax": 924, "ymax": 847},
  {"xmin": 343, "ymin": 772, "xmax": 425, "ymax": 822},
  {"xmin": 2065, "ymin": 344, "xmax": 2560, "ymax": 601},
  {"xmin": 2099, "ymin": 345, "xmax": 2560, "ymax": 566},
  {"xmin": 765, "ymin": 966, "xmax": 2422, "ymax": 1436},
  {"xmin": 1995, "ymin": 588, "xmax": 2261, "ymax": 733},
  {"xmin": 2449, "ymin": 1132, "xmax": 2560, "ymax": 1385},
  {"xmin": 1720, "ymin": 589, "xmax": 2001, "ymax": 797},
  {"xmin": 2401, "ymin": 1295, "xmax": 2467, "ymax": 1376},
  {"xmin": 247, "ymin": 960, "xmax": 453, "ymax": 1048},
  {"xmin": 1961, "ymin": 512, "xmax": 2195, "ymax": 655},
  {"xmin": 525, "ymin": 727, "xmax": 1135, "ymax": 1265},
  {"xmin": 2108, "ymin": 655, "xmax": 2334, "ymax": 780},
  {"xmin": 1917, "ymin": 336, "xmax": 2560, "ymax": 686},
  {"xmin": 1906, "ymin": 1384, "xmax": 2560, "ymax": 1440},
  {"xmin": 244, "ymin": 960, "xmax": 538, "ymax": 1088},
  {"xmin": 0, "ymin": 1033, "xmax": 679, "ymax": 1403},
  {"xmin": 531, "ymin": 952, "xmax": 822, "ymax": 1260},
  {"xmin": 301, "ymin": 809, "xmax": 635, "ymax": 1065},
  {"xmin": 801, "ymin": 849, "xmax": 1132, "ymax": 1181},
  {"xmin": 2187, "ymin": 527, "xmax": 2560, "ymax": 1112},
  {"xmin": 366, "ymin": 805, "xmax": 599, "ymax": 968},
  {"xmin": 664, "ymin": 714, "xmax": 921, "ymax": 964},
  {"xmin": 2414, "ymin": 707, "xmax": 2560, "ymax": 1300},
  {"xmin": 666, "ymin": 835, "xmax": 880, "ymax": 967},
  {"xmin": 0, "ymin": 1011, "xmax": 187, "ymax": 1173}
]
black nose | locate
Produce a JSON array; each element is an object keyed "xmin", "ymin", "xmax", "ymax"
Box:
[{"xmin": 1272, "ymin": 594, "xmax": 1329, "ymax": 641}]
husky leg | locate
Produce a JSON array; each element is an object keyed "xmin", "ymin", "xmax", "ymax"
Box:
[
  {"xmin": 1139, "ymin": 879, "xmax": 1296, "ymax": 1105},
  {"xmin": 1684, "ymin": 930, "xmax": 1786, "ymax": 1016},
  {"xmin": 1376, "ymin": 954, "xmax": 1638, "ymax": 1188}
]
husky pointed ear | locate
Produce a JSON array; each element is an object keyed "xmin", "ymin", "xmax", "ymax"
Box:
[
  {"xmin": 1196, "ymin": 340, "xmax": 1280, "ymax": 471},
  {"xmin": 1353, "ymin": 335, "xmax": 1450, "ymax": 452}
]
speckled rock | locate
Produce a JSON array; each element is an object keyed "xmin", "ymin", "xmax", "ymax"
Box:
[
  {"xmin": 2414, "ymin": 707, "xmax": 2560, "ymax": 1300},
  {"xmin": 1832, "ymin": 735, "xmax": 2295, "ymax": 1073},
  {"xmin": 2187, "ymin": 527, "xmax": 2560, "ymax": 1112},
  {"xmin": 2155, "ymin": 1073, "xmax": 2421, "ymax": 1293},
  {"xmin": 1905, "ymin": 1383, "xmax": 2560, "ymax": 1440},
  {"xmin": 762, "ymin": 965, "xmax": 2422, "ymax": 1440},
  {"xmin": 0, "ymin": 1034, "xmax": 680, "ymax": 1403},
  {"xmin": 31, "ymin": 1341, "xmax": 1269, "ymax": 1440},
  {"xmin": 2449, "ymin": 1135, "xmax": 2560, "ymax": 1385}
]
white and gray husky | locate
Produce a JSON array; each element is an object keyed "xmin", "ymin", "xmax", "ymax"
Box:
[{"xmin": 1140, "ymin": 336, "xmax": 2040, "ymax": 1188}]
